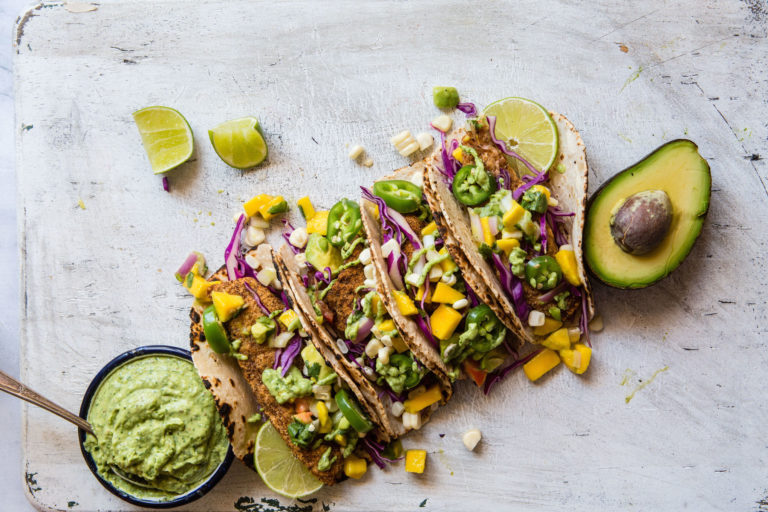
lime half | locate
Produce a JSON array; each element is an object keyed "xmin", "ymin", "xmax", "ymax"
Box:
[
  {"xmin": 209, "ymin": 117, "xmax": 268, "ymax": 169},
  {"xmin": 254, "ymin": 422, "xmax": 323, "ymax": 499},
  {"xmin": 132, "ymin": 106, "xmax": 194, "ymax": 174},
  {"xmin": 483, "ymin": 97, "xmax": 558, "ymax": 174}
]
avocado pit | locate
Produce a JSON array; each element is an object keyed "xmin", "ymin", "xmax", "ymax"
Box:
[{"xmin": 609, "ymin": 189, "xmax": 672, "ymax": 255}]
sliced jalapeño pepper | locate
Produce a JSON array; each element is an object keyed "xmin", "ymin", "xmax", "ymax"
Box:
[
  {"xmin": 373, "ymin": 180, "xmax": 423, "ymax": 213},
  {"xmin": 202, "ymin": 304, "xmax": 232, "ymax": 354},
  {"xmin": 525, "ymin": 255, "xmax": 562, "ymax": 290},
  {"xmin": 335, "ymin": 389, "xmax": 373, "ymax": 433},
  {"xmin": 327, "ymin": 199, "xmax": 362, "ymax": 247},
  {"xmin": 452, "ymin": 165, "xmax": 496, "ymax": 206},
  {"xmin": 464, "ymin": 304, "xmax": 505, "ymax": 353}
]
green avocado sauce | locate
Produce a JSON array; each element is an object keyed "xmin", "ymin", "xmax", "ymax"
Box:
[{"xmin": 83, "ymin": 355, "xmax": 229, "ymax": 501}]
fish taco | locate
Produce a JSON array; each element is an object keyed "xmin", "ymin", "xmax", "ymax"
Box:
[{"xmin": 424, "ymin": 107, "xmax": 595, "ymax": 351}]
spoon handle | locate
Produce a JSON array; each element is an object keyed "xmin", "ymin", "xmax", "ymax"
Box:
[{"xmin": 0, "ymin": 369, "xmax": 94, "ymax": 435}]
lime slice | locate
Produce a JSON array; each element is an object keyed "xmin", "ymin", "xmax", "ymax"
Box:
[
  {"xmin": 483, "ymin": 97, "xmax": 559, "ymax": 175},
  {"xmin": 132, "ymin": 106, "xmax": 194, "ymax": 174},
  {"xmin": 208, "ymin": 117, "xmax": 268, "ymax": 169},
  {"xmin": 254, "ymin": 422, "xmax": 323, "ymax": 499}
]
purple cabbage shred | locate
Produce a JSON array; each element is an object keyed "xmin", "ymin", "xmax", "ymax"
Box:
[{"xmin": 456, "ymin": 102, "xmax": 478, "ymax": 116}]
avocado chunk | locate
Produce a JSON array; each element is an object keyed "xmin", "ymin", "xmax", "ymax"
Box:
[
  {"xmin": 305, "ymin": 233, "xmax": 342, "ymax": 273},
  {"xmin": 584, "ymin": 139, "xmax": 710, "ymax": 289}
]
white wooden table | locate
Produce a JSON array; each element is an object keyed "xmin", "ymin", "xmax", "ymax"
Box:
[{"xmin": 10, "ymin": 1, "xmax": 768, "ymax": 511}]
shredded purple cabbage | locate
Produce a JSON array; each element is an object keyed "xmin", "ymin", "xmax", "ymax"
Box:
[
  {"xmin": 362, "ymin": 437, "xmax": 400, "ymax": 468},
  {"xmin": 278, "ymin": 336, "xmax": 303, "ymax": 376},
  {"xmin": 465, "ymin": 283, "xmax": 480, "ymax": 307},
  {"xmin": 419, "ymin": 278, "xmax": 431, "ymax": 311},
  {"xmin": 437, "ymin": 131, "xmax": 460, "ymax": 181},
  {"xmin": 267, "ymin": 285, "xmax": 292, "ymax": 309},
  {"xmin": 315, "ymin": 267, "xmax": 333, "ymax": 285},
  {"xmin": 539, "ymin": 214, "xmax": 548, "ymax": 254},
  {"xmin": 536, "ymin": 280, "xmax": 568, "ymax": 304},
  {"xmin": 483, "ymin": 348, "xmax": 542, "ymax": 394},
  {"xmin": 362, "ymin": 187, "xmax": 421, "ymax": 251},
  {"xmin": 491, "ymin": 252, "xmax": 529, "ymax": 320},
  {"xmin": 498, "ymin": 168, "xmax": 512, "ymax": 190},
  {"xmin": 243, "ymin": 280, "xmax": 270, "ymax": 316},
  {"xmin": 162, "ymin": 176, "xmax": 169, "ymax": 192},
  {"xmin": 272, "ymin": 348, "xmax": 282, "ymax": 370},
  {"xmin": 456, "ymin": 102, "xmax": 478, "ymax": 116},
  {"xmin": 415, "ymin": 314, "xmax": 437, "ymax": 347},
  {"xmin": 225, "ymin": 215, "xmax": 247, "ymax": 280},
  {"xmin": 580, "ymin": 290, "xmax": 592, "ymax": 348},
  {"xmin": 546, "ymin": 211, "xmax": 570, "ymax": 247}
]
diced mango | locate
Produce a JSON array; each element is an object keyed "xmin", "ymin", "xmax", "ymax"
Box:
[
  {"xmin": 502, "ymin": 200, "xmax": 526, "ymax": 230},
  {"xmin": 451, "ymin": 147, "xmax": 464, "ymax": 163},
  {"xmin": 258, "ymin": 195, "xmax": 287, "ymax": 221},
  {"xmin": 278, "ymin": 309, "xmax": 301, "ymax": 331},
  {"xmin": 243, "ymin": 194, "xmax": 272, "ymax": 218},
  {"xmin": 185, "ymin": 275, "xmax": 219, "ymax": 302},
  {"xmin": 211, "ymin": 291, "xmax": 245, "ymax": 322},
  {"xmin": 393, "ymin": 290, "xmax": 418, "ymax": 316},
  {"xmin": 438, "ymin": 248, "xmax": 457, "ymax": 273},
  {"xmin": 415, "ymin": 285, "xmax": 432, "ymax": 304},
  {"xmin": 559, "ymin": 343, "xmax": 592, "ymax": 375},
  {"xmin": 532, "ymin": 317, "xmax": 563, "ymax": 336},
  {"xmin": 297, "ymin": 196, "xmax": 316, "ymax": 220},
  {"xmin": 403, "ymin": 385, "xmax": 442, "ymax": 414},
  {"xmin": 430, "ymin": 305, "xmax": 463, "ymax": 340},
  {"xmin": 523, "ymin": 348, "xmax": 561, "ymax": 382},
  {"xmin": 405, "ymin": 450, "xmax": 427, "ymax": 474},
  {"xmin": 370, "ymin": 293, "xmax": 381, "ymax": 314},
  {"xmin": 316, "ymin": 401, "xmax": 332, "ymax": 433},
  {"xmin": 541, "ymin": 327, "xmax": 571, "ymax": 351},
  {"xmin": 378, "ymin": 319, "xmax": 396, "ymax": 332},
  {"xmin": 391, "ymin": 335, "xmax": 409, "ymax": 353},
  {"xmin": 344, "ymin": 455, "xmax": 368, "ymax": 479},
  {"xmin": 431, "ymin": 282, "xmax": 465, "ymax": 304},
  {"xmin": 306, "ymin": 210, "xmax": 329, "ymax": 235},
  {"xmin": 555, "ymin": 248, "xmax": 581, "ymax": 286},
  {"xmin": 496, "ymin": 238, "xmax": 520, "ymax": 257},
  {"xmin": 480, "ymin": 216, "xmax": 495, "ymax": 246},
  {"xmin": 335, "ymin": 434, "xmax": 347, "ymax": 446},
  {"xmin": 421, "ymin": 221, "xmax": 438, "ymax": 236}
]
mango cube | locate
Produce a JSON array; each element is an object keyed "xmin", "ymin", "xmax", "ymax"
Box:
[
  {"xmin": 405, "ymin": 450, "xmax": 427, "ymax": 474},
  {"xmin": 555, "ymin": 248, "xmax": 581, "ymax": 286},
  {"xmin": 438, "ymin": 248, "xmax": 457, "ymax": 273},
  {"xmin": 185, "ymin": 276, "xmax": 219, "ymax": 302},
  {"xmin": 496, "ymin": 238, "xmax": 520, "ymax": 257},
  {"xmin": 344, "ymin": 455, "xmax": 368, "ymax": 479},
  {"xmin": 415, "ymin": 284, "xmax": 432, "ymax": 304},
  {"xmin": 421, "ymin": 221, "xmax": 438, "ymax": 236},
  {"xmin": 430, "ymin": 305, "xmax": 463, "ymax": 340},
  {"xmin": 210, "ymin": 291, "xmax": 244, "ymax": 322},
  {"xmin": 431, "ymin": 282, "xmax": 465, "ymax": 304},
  {"xmin": 403, "ymin": 385, "xmax": 442, "ymax": 414},
  {"xmin": 393, "ymin": 290, "xmax": 418, "ymax": 316},
  {"xmin": 278, "ymin": 309, "xmax": 300, "ymax": 331},
  {"xmin": 559, "ymin": 343, "xmax": 592, "ymax": 375},
  {"xmin": 532, "ymin": 317, "xmax": 563, "ymax": 336},
  {"xmin": 306, "ymin": 210, "xmax": 329, "ymax": 235},
  {"xmin": 377, "ymin": 319, "xmax": 396, "ymax": 332},
  {"xmin": 243, "ymin": 194, "xmax": 272, "ymax": 218},
  {"xmin": 297, "ymin": 196, "xmax": 316, "ymax": 220},
  {"xmin": 523, "ymin": 348, "xmax": 561, "ymax": 382},
  {"xmin": 502, "ymin": 201, "xmax": 526, "ymax": 230}
]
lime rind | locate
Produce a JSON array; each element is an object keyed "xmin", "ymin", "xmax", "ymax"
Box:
[
  {"xmin": 208, "ymin": 116, "xmax": 268, "ymax": 170},
  {"xmin": 483, "ymin": 97, "xmax": 559, "ymax": 175},
  {"xmin": 254, "ymin": 422, "xmax": 323, "ymax": 499},
  {"xmin": 132, "ymin": 106, "xmax": 194, "ymax": 174}
]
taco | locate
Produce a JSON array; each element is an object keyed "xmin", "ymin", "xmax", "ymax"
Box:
[
  {"xmin": 358, "ymin": 162, "xmax": 519, "ymax": 387},
  {"xmin": 189, "ymin": 250, "xmax": 384, "ymax": 485},
  {"xmin": 277, "ymin": 197, "xmax": 452, "ymax": 439},
  {"xmin": 424, "ymin": 109, "xmax": 595, "ymax": 349}
]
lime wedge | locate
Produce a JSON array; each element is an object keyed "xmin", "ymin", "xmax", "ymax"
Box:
[
  {"xmin": 209, "ymin": 117, "xmax": 268, "ymax": 169},
  {"xmin": 483, "ymin": 97, "xmax": 559, "ymax": 175},
  {"xmin": 254, "ymin": 422, "xmax": 323, "ymax": 499},
  {"xmin": 132, "ymin": 106, "xmax": 194, "ymax": 174}
]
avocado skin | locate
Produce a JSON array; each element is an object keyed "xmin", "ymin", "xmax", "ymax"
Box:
[{"xmin": 584, "ymin": 139, "xmax": 711, "ymax": 289}]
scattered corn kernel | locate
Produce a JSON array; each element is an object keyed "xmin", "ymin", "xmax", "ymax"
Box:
[
  {"xmin": 528, "ymin": 310, "xmax": 545, "ymax": 327},
  {"xmin": 405, "ymin": 450, "xmax": 427, "ymax": 473},
  {"xmin": 523, "ymin": 348, "xmax": 561, "ymax": 382},
  {"xmin": 348, "ymin": 144, "xmax": 364, "ymax": 160},
  {"xmin": 362, "ymin": 158, "xmax": 374, "ymax": 167},
  {"xmin": 462, "ymin": 429, "xmax": 482, "ymax": 451},
  {"xmin": 431, "ymin": 114, "xmax": 452, "ymax": 133},
  {"xmin": 415, "ymin": 132, "xmax": 434, "ymax": 150},
  {"xmin": 391, "ymin": 131, "xmax": 420, "ymax": 157}
]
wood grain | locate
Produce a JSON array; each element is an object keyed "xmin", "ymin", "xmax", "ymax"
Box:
[{"xmin": 14, "ymin": 0, "xmax": 767, "ymax": 510}]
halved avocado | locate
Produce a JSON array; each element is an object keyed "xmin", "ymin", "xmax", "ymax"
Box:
[{"xmin": 584, "ymin": 139, "xmax": 711, "ymax": 289}]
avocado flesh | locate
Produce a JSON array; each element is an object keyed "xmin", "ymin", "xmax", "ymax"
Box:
[{"xmin": 584, "ymin": 139, "xmax": 710, "ymax": 289}]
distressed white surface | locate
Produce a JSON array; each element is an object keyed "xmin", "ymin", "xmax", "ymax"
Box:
[{"xmin": 13, "ymin": 1, "xmax": 768, "ymax": 511}]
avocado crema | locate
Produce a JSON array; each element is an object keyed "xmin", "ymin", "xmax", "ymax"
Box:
[{"xmin": 83, "ymin": 355, "xmax": 229, "ymax": 501}]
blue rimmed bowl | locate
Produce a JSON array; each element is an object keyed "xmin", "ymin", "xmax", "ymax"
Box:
[{"xmin": 78, "ymin": 345, "xmax": 234, "ymax": 509}]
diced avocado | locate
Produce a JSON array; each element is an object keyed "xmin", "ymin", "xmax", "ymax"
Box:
[
  {"xmin": 584, "ymin": 139, "xmax": 710, "ymax": 289},
  {"xmin": 301, "ymin": 343, "xmax": 333, "ymax": 381},
  {"xmin": 304, "ymin": 233, "xmax": 342, "ymax": 273}
]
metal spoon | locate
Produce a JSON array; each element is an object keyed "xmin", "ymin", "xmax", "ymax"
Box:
[{"xmin": 0, "ymin": 369, "xmax": 156, "ymax": 489}]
